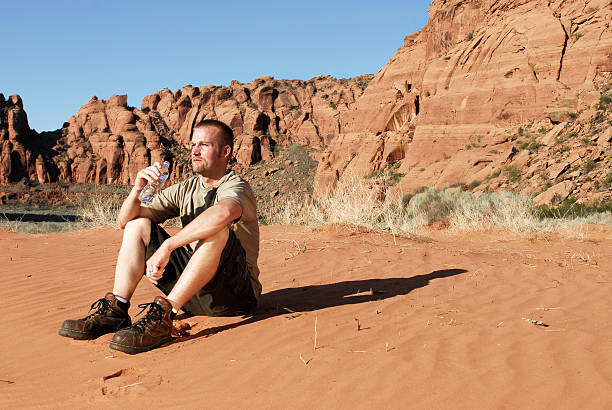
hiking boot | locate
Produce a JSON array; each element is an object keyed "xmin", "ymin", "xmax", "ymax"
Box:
[
  {"xmin": 59, "ymin": 293, "xmax": 131, "ymax": 340},
  {"xmin": 109, "ymin": 296, "xmax": 175, "ymax": 354}
]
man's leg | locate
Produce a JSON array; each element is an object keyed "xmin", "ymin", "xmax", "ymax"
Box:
[
  {"xmin": 109, "ymin": 227, "xmax": 230, "ymax": 354},
  {"xmin": 58, "ymin": 218, "xmax": 152, "ymax": 340},
  {"xmin": 166, "ymin": 226, "xmax": 229, "ymax": 311},
  {"xmin": 112, "ymin": 217, "xmax": 151, "ymax": 300}
]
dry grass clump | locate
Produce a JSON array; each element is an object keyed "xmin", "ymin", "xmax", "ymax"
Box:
[
  {"xmin": 2, "ymin": 173, "xmax": 610, "ymax": 235},
  {"xmin": 265, "ymin": 172, "xmax": 612, "ymax": 235},
  {"xmin": 77, "ymin": 194, "xmax": 121, "ymax": 228},
  {"xmin": 0, "ymin": 219, "xmax": 83, "ymax": 234},
  {"xmin": 0, "ymin": 194, "xmax": 121, "ymax": 233}
]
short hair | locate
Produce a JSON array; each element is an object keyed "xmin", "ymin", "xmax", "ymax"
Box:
[{"xmin": 193, "ymin": 119, "xmax": 234, "ymax": 156}]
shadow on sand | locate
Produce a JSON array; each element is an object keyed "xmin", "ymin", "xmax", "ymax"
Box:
[{"xmin": 172, "ymin": 268, "xmax": 467, "ymax": 344}]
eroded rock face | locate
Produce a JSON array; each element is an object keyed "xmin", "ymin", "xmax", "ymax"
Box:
[
  {"xmin": 0, "ymin": 93, "xmax": 35, "ymax": 183},
  {"xmin": 314, "ymin": 0, "xmax": 612, "ymax": 202},
  {"xmin": 1, "ymin": 75, "xmax": 371, "ymax": 185},
  {"xmin": 2, "ymin": 0, "xmax": 610, "ymax": 206}
]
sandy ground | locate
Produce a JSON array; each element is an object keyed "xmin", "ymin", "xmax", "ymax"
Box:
[{"xmin": 1, "ymin": 224, "xmax": 611, "ymax": 409}]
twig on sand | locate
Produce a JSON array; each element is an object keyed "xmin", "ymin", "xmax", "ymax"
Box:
[
  {"xmin": 1, "ymin": 379, "xmax": 15, "ymax": 384},
  {"xmin": 314, "ymin": 315, "xmax": 318, "ymax": 351},
  {"xmin": 299, "ymin": 353, "xmax": 311, "ymax": 365},
  {"xmin": 261, "ymin": 238, "xmax": 307, "ymax": 260},
  {"xmin": 286, "ymin": 239, "xmax": 307, "ymax": 260},
  {"xmin": 119, "ymin": 381, "xmax": 143, "ymax": 389},
  {"xmin": 355, "ymin": 318, "xmax": 362, "ymax": 331},
  {"xmin": 522, "ymin": 317, "xmax": 549, "ymax": 327}
]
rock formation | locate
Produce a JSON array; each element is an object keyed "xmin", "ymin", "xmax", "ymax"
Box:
[
  {"xmin": 314, "ymin": 0, "xmax": 612, "ymax": 204},
  {"xmin": 1, "ymin": 75, "xmax": 371, "ymax": 186},
  {"xmin": 2, "ymin": 0, "xmax": 611, "ymax": 205}
]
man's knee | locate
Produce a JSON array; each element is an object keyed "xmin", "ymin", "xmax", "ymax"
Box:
[
  {"xmin": 194, "ymin": 226, "xmax": 229, "ymax": 252},
  {"xmin": 123, "ymin": 218, "xmax": 152, "ymax": 247}
]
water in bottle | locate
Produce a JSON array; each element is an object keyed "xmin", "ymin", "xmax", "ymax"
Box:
[{"xmin": 139, "ymin": 161, "xmax": 170, "ymax": 205}]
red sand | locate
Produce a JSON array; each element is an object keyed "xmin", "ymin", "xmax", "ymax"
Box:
[{"xmin": 1, "ymin": 224, "xmax": 611, "ymax": 408}]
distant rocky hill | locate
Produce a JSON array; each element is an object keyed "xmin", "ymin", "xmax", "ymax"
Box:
[
  {"xmin": 2, "ymin": 0, "xmax": 611, "ymax": 206},
  {"xmin": 0, "ymin": 75, "xmax": 371, "ymax": 187}
]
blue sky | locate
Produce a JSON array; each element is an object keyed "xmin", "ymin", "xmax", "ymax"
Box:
[{"xmin": 2, "ymin": 0, "xmax": 431, "ymax": 132}]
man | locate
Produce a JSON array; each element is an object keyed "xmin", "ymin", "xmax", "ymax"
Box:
[{"xmin": 59, "ymin": 119, "xmax": 260, "ymax": 354}]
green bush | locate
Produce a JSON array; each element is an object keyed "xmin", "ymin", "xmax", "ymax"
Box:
[
  {"xmin": 598, "ymin": 93, "xmax": 611, "ymax": 111},
  {"xmin": 533, "ymin": 198, "xmax": 612, "ymax": 219},
  {"xmin": 590, "ymin": 112, "xmax": 605, "ymax": 124},
  {"xmin": 582, "ymin": 159, "xmax": 597, "ymax": 174},
  {"xmin": 504, "ymin": 166, "xmax": 522, "ymax": 183}
]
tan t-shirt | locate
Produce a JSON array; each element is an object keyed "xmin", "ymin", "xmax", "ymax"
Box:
[{"xmin": 146, "ymin": 170, "xmax": 261, "ymax": 299}]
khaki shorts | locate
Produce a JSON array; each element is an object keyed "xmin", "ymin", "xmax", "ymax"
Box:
[{"xmin": 146, "ymin": 223, "xmax": 257, "ymax": 316}]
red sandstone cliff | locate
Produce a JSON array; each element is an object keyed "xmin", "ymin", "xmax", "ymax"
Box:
[
  {"xmin": 314, "ymin": 0, "xmax": 612, "ymax": 203},
  {"xmin": 2, "ymin": 0, "xmax": 611, "ymax": 205}
]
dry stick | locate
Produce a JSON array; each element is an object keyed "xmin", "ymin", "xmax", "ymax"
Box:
[
  {"xmin": 314, "ymin": 315, "xmax": 318, "ymax": 351},
  {"xmin": 299, "ymin": 353, "xmax": 310, "ymax": 365},
  {"xmin": 119, "ymin": 381, "xmax": 143, "ymax": 389}
]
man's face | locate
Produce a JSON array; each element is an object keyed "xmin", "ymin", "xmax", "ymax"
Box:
[{"xmin": 191, "ymin": 126, "xmax": 226, "ymax": 176}]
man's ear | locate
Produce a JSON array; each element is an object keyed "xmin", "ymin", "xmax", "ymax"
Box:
[{"xmin": 222, "ymin": 145, "xmax": 232, "ymax": 160}]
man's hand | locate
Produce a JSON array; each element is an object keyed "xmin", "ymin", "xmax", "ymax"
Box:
[
  {"xmin": 117, "ymin": 163, "xmax": 161, "ymax": 229},
  {"xmin": 145, "ymin": 241, "xmax": 171, "ymax": 285},
  {"xmin": 135, "ymin": 162, "xmax": 163, "ymax": 190}
]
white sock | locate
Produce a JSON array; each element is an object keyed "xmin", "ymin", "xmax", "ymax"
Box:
[{"xmin": 115, "ymin": 295, "xmax": 129, "ymax": 303}]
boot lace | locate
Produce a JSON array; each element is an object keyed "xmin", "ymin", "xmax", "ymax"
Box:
[
  {"xmin": 129, "ymin": 302, "xmax": 164, "ymax": 333},
  {"xmin": 84, "ymin": 297, "xmax": 111, "ymax": 320}
]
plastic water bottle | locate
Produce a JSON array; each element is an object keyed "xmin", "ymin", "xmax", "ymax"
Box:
[{"xmin": 139, "ymin": 161, "xmax": 170, "ymax": 205}]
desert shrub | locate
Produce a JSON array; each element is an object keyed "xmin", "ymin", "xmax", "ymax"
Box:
[
  {"xmin": 77, "ymin": 194, "xmax": 121, "ymax": 228},
  {"xmin": 582, "ymin": 159, "xmax": 597, "ymax": 174},
  {"xmin": 504, "ymin": 166, "xmax": 522, "ymax": 183},
  {"xmin": 365, "ymin": 162, "xmax": 405, "ymax": 185},
  {"xmin": 602, "ymin": 172, "xmax": 612, "ymax": 190},
  {"xmin": 533, "ymin": 198, "xmax": 612, "ymax": 219},
  {"xmin": 517, "ymin": 138, "xmax": 542, "ymax": 152},
  {"xmin": 267, "ymin": 173, "xmax": 612, "ymax": 236},
  {"xmin": 468, "ymin": 180, "xmax": 482, "ymax": 190},
  {"xmin": 590, "ymin": 112, "xmax": 605, "ymax": 124},
  {"xmin": 409, "ymin": 187, "xmax": 462, "ymax": 224},
  {"xmin": 598, "ymin": 93, "xmax": 611, "ymax": 111}
]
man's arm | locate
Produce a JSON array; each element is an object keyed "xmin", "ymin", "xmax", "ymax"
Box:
[
  {"xmin": 166, "ymin": 198, "xmax": 241, "ymax": 251},
  {"xmin": 144, "ymin": 198, "xmax": 242, "ymax": 282},
  {"xmin": 117, "ymin": 163, "xmax": 162, "ymax": 229}
]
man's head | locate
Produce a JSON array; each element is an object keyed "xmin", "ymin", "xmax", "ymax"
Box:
[{"xmin": 191, "ymin": 119, "xmax": 234, "ymax": 178}]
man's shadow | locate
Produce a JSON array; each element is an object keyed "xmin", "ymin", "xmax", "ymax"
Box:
[{"xmin": 175, "ymin": 268, "xmax": 467, "ymax": 342}]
